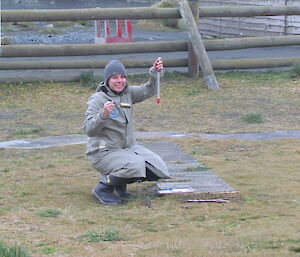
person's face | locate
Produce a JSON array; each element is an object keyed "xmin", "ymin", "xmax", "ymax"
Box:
[{"xmin": 108, "ymin": 74, "xmax": 126, "ymax": 93}]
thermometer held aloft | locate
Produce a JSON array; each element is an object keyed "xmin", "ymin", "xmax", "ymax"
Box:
[{"xmin": 156, "ymin": 71, "xmax": 160, "ymax": 104}]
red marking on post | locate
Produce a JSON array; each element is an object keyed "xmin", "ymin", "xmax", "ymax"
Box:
[
  {"xmin": 105, "ymin": 21, "xmax": 110, "ymax": 38},
  {"xmin": 156, "ymin": 98, "xmax": 161, "ymax": 104},
  {"xmin": 96, "ymin": 20, "xmax": 101, "ymax": 37},
  {"xmin": 95, "ymin": 19, "xmax": 134, "ymax": 44},
  {"xmin": 117, "ymin": 20, "xmax": 122, "ymax": 38},
  {"xmin": 126, "ymin": 20, "xmax": 132, "ymax": 40}
]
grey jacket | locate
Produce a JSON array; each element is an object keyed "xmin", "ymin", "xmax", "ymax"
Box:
[{"xmin": 83, "ymin": 67, "xmax": 170, "ymax": 179}]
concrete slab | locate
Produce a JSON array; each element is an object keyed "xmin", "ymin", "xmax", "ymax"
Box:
[
  {"xmin": 200, "ymin": 130, "xmax": 300, "ymax": 140},
  {"xmin": 0, "ymin": 132, "xmax": 189, "ymax": 149},
  {"xmin": 1, "ymin": 130, "xmax": 299, "ymax": 150}
]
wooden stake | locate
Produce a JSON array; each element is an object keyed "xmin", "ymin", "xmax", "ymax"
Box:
[
  {"xmin": 187, "ymin": 0, "xmax": 200, "ymax": 78},
  {"xmin": 179, "ymin": 0, "xmax": 220, "ymax": 90}
]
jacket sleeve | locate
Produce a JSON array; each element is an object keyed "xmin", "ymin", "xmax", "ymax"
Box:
[
  {"xmin": 82, "ymin": 93, "xmax": 107, "ymax": 137},
  {"xmin": 130, "ymin": 67, "xmax": 163, "ymax": 104}
]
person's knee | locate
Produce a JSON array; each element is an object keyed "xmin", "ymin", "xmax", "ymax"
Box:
[
  {"xmin": 110, "ymin": 155, "xmax": 146, "ymax": 178},
  {"xmin": 128, "ymin": 156, "xmax": 145, "ymax": 174}
]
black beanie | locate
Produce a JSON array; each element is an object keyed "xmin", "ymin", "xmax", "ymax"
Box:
[{"xmin": 104, "ymin": 60, "xmax": 127, "ymax": 85}]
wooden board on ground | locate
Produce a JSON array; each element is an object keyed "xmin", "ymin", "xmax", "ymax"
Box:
[{"xmin": 140, "ymin": 141, "xmax": 240, "ymax": 200}]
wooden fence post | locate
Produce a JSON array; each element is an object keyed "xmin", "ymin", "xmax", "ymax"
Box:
[
  {"xmin": 188, "ymin": 0, "xmax": 200, "ymax": 78},
  {"xmin": 180, "ymin": 0, "xmax": 220, "ymax": 90}
]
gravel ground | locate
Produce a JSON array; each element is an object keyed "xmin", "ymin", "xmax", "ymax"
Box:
[
  {"xmin": 2, "ymin": 0, "xmax": 186, "ymax": 45},
  {"xmin": 3, "ymin": 24, "xmax": 187, "ymax": 45}
]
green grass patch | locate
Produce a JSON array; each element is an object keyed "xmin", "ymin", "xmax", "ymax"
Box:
[
  {"xmin": 12, "ymin": 127, "xmax": 44, "ymax": 136},
  {"xmin": 102, "ymin": 228, "xmax": 122, "ymax": 242},
  {"xmin": 241, "ymin": 113, "xmax": 264, "ymax": 124},
  {"xmin": 0, "ymin": 241, "xmax": 30, "ymax": 257},
  {"xmin": 40, "ymin": 247, "xmax": 58, "ymax": 255},
  {"xmin": 292, "ymin": 62, "xmax": 300, "ymax": 77},
  {"xmin": 76, "ymin": 231, "xmax": 102, "ymax": 243},
  {"xmin": 36, "ymin": 209, "xmax": 62, "ymax": 218},
  {"xmin": 289, "ymin": 247, "xmax": 300, "ymax": 253},
  {"xmin": 76, "ymin": 228, "xmax": 121, "ymax": 243},
  {"xmin": 0, "ymin": 168, "xmax": 10, "ymax": 173},
  {"xmin": 79, "ymin": 71, "xmax": 102, "ymax": 89}
]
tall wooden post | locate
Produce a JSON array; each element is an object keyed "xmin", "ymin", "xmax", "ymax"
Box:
[
  {"xmin": 188, "ymin": 0, "xmax": 200, "ymax": 78},
  {"xmin": 0, "ymin": 0, "xmax": 2, "ymax": 54},
  {"xmin": 180, "ymin": 0, "xmax": 220, "ymax": 90}
]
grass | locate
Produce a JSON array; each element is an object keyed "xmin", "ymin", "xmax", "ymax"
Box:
[
  {"xmin": 76, "ymin": 231, "xmax": 102, "ymax": 243},
  {"xmin": 0, "ymin": 241, "xmax": 30, "ymax": 257},
  {"xmin": 0, "ymin": 71, "xmax": 300, "ymax": 256},
  {"xmin": 292, "ymin": 62, "xmax": 300, "ymax": 77},
  {"xmin": 1, "ymin": 71, "xmax": 299, "ymax": 141},
  {"xmin": 78, "ymin": 71, "xmax": 102, "ymax": 89},
  {"xmin": 36, "ymin": 209, "xmax": 62, "ymax": 218},
  {"xmin": 75, "ymin": 228, "xmax": 121, "ymax": 243},
  {"xmin": 241, "ymin": 113, "xmax": 264, "ymax": 124},
  {"xmin": 102, "ymin": 228, "xmax": 122, "ymax": 241},
  {"xmin": 0, "ymin": 140, "xmax": 299, "ymax": 256}
]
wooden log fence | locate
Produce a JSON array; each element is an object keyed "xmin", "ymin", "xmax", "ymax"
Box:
[
  {"xmin": 1, "ymin": 56, "xmax": 300, "ymax": 70},
  {"xmin": 1, "ymin": 35, "xmax": 300, "ymax": 57},
  {"xmin": 2, "ymin": 6, "xmax": 300, "ymax": 22},
  {"xmin": 212, "ymin": 57, "xmax": 300, "ymax": 70},
  {"xmin": 1, "ymin": 3, "xmax": 300, "ymax": 89}
]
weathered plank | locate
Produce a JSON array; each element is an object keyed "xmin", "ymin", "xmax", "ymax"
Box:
[
  {"xmin": 142, "ymin": 141, "xmax": 238, "ymax": 197},
  {"xmin": 198, "ymin": 0, "xmax": 300, "ymax": 36}
]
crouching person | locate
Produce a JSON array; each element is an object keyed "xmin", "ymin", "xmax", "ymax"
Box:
[{"xmin": 83, "ymin": 58, "xmax": 170, "ymax": 205}]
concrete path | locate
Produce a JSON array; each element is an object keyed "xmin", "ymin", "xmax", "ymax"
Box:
[{"xmin": 0, "ymin": 130, "xmax": 299, "ymax": 149}]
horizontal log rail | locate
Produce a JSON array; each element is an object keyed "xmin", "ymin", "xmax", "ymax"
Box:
[
  {"xmin": 2, "ymin": 6, "xmax": 300, "ymax": 22},
  {"xmin": 1, "ymin": 8, "xmax": 180, "ymax": 22},
  {"xmin": 0, "ymin": 57, "xmax": 299, "ymax": 70},
  {"xmin": 0, "ymin": 41, "xmax": 187, "ymax": 57},
  {"xmin": 206, "ymin": 35, "xmax": 300, "ymax": 51},
  {"xmin": 199, "ymin": 6, "xmax": 300, "ymax": 17},
  {"xmin": 1, "ymin": 35, "xmax": 300, "ymax": 57},
  {"xmin": 0, "ymin": 58, "xmax": 186, "ymax": 70},
  {"xmin": 212, "ymin": 57, "xmax": 300, "ymax": 70}
]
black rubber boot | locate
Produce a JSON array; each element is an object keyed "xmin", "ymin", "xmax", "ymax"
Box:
[
  {"xmin": 115, "ymin": 183, "xmax": 134, "ymax": 199},
  {"xmin": 92, "ymin": 176, "xmax": 122, "ymax": 205},
  {"xmin": 113, "ymin": 176, "xmax": 144, "ymax": 199}
]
